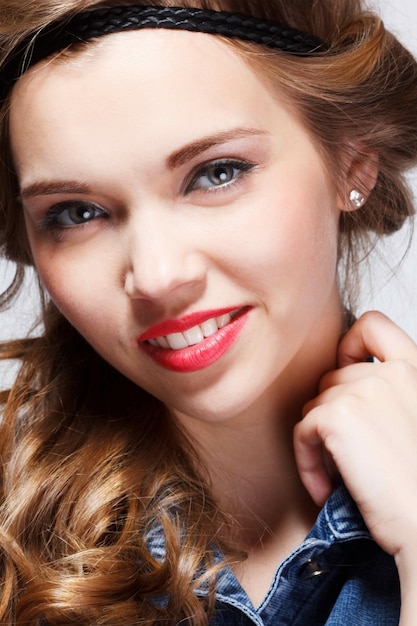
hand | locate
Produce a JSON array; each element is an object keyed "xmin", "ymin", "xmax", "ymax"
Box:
[{"xmin": 294, "ymin": 311, "xmax": 417, "ymax": 562}]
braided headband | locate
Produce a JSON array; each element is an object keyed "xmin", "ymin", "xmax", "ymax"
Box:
[{"xmin": 0, "ymin": 5, "xmax": 328, "ymax": 105}]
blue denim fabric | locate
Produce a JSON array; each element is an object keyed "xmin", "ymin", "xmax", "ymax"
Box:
[{"xmin": 148, "ymin": 484, "xmax": 400, "ymax": 625}]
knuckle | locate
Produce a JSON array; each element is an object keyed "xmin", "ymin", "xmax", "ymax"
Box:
[
  {"xmin": 358, "ymin": 373, "xmax": 385, "ymax": 395},
  {"xmin": 384, "ymin": 359, "xmax": 416, "ymax": 383},
  {"xmin": 358, "ymin": 310, "xmax": 384, "ymax": 328}
]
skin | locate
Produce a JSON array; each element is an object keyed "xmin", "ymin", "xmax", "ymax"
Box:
[
  {"xmin": 11, "ymin": 31, "xmax": 344, "ymax": 425},
  {"xmin": 295, "ymin": 313, "xmax": 417, "ymax": 625},
  {"xmin": 8, "ymin": 29, "xmax": 417, "ymax": 618}
]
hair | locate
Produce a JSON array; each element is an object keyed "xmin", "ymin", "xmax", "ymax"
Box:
[{"xmin": 0, "ymin": 1, "xmax": 417, "ymax": 624}]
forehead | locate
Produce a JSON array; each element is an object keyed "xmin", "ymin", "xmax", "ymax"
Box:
[
  {"xmin": 10, "ymin": 28, "xmax": 275, "ymax": 117},
  {"xmin": 9, "ymin": 29, "xmax": 303, "ymax": 183}
]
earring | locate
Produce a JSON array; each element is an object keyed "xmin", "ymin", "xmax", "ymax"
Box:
[{"xmin": 349, "ymin": 189, "xmax": 366, "ymax": 208}]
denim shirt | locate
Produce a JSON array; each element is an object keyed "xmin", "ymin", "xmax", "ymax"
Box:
[
  {"xmin": 149, "ymin": 484, "xmax": 400, "ymax": 625},
  {"xmin": 205, "ymin": 486, "xmax": 400, "ymax": 626}
]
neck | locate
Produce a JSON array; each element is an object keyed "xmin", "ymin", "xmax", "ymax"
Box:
[
  {"xmin": 174, "ymin": 304, "xmax": 346, "ymax": 548},
  {"xmin": 178, "ymin": 375, "xmax": 320, "ymax": 548}
]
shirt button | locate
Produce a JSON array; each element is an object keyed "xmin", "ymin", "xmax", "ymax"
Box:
[{"xmin": 299, "ymin": 558, "xmax": 329, "ymax": 580}]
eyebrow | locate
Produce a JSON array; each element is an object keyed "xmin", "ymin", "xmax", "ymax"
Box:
[
  {"xmin": 20, "ymin": 180, "xmax": 92, "ymax": 199},
  {"xmin": 166, "ymin": 127, "xmax": 269, "ymax": 170},
  {"xmin": 19, "ymin": 127, "xmax": 268, "ymax": 199}
]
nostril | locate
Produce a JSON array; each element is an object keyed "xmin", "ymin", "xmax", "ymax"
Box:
[
  {"xmin": 124, "ymin": 269, "xmax": 139, "ymax": 298},
  {"xmin": 122, "ymin": 244, "xmax": 207, "ymax": 301},
  {"xmin": 123, "ymin": 262, "xmax": 207, "ymax": 303}
]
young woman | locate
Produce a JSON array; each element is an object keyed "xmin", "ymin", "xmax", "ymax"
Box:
[{"xmin": 1, "ymin": 0, "xmax": 417, "ymax": 624}]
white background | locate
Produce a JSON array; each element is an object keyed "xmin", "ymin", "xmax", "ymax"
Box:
[
  {"xmin": 0, "ymin": 0, "xmax": 417, "ymax": 343},
  {"xmin": 361, "ymin": 0, "xmax": 417, "ymax": 340}
]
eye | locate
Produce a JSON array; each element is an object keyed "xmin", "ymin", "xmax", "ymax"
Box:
[
  {"xmin": 185, "ymin": 159, "xmax": 256, "ymax": 194},
  {"xmin": 42, "ymin": 201, "xmax": 107, "ymax": 229}
]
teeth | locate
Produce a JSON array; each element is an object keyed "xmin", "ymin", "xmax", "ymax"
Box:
[
  {"xmin": 149, "ymin": 336, "xmax": 171, "ymax": 349},
  {"xmin": 183, "ymin": 325, "xmax": 204, "ymax": 345},
  {"xmin": 201, "ymin": 318, "xmax": 218, "ymax": 338},
  {"xmin": 156, "ymin": 336, "xmax": 170, "ymax": 349},
  {"xmin": 216, "ymin": 313, "xmax": 231, "ymax": 328},
  {"xmin": 166, "ymin": 332, "xmax": 189, "ymax": 350},
  {"xmin": 147, "ymin": 311, "xmax": 236, "ymax": 351}
]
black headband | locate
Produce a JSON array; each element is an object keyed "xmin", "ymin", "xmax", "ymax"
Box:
[{"xmin": 0, "ymin": 5, "xmax": 328, "ymax": 106}]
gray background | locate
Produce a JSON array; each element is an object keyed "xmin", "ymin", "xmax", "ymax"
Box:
[{"xmin": 1, "ymin": 0, "xmax": 416, "ymax": 345}]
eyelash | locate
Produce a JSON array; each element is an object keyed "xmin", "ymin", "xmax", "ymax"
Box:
[
  {"xmin": 40, "ymin": 201, "xmax": 107, "ymax": 231},
  {"xmin": 185, "ymin": 158, "xmax": 256, "ymax": 194},
  {"xmin": 39, "ymin": 158, "xmax": 257, "ymax": 231}
]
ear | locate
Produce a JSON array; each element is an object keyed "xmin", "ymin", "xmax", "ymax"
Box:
[{"xmin": 337, "ymin": 145, "xmax": 379, "ymax": 213}]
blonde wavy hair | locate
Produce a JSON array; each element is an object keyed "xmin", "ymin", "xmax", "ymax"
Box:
[{"xmin": 1, "ymin": 0, "xmax": 417, "ymax": 624}]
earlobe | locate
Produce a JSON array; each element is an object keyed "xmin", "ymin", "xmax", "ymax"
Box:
[{"xmin": 339, "ymin": 147, "xmax": 379, "ymax": 213}]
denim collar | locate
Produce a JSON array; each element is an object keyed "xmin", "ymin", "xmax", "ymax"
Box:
[
  {"xmin": 210, "ymin": 483, "xmax": 370, "ymax": 613},
  {"xmin": 146, "ymin": 483, "xmax": 372, "ymax": 623}
]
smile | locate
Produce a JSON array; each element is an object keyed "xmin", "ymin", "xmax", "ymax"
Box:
[
  {"xmin": 147, "ymin": 311, "xmax": 235, "ymax": 350},
  {"xmin": 137, "ymin": 307, "xmax": 250, "ymax": 373}
]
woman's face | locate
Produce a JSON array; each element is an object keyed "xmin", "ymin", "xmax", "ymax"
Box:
[{"xmin": 10, "ymin": 30, "xmax": 346, "ymax": 423}]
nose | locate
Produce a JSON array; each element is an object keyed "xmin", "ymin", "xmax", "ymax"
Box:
[{"xmin": 123, "ymin": 209, "xmax": 206, "ymax": 302}]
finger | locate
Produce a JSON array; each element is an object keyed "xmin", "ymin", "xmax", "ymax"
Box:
[
  {"xmin": 317, "ymin": 361, "xmax": 376, "ymax": 394},
  {"xmin": 293, "ymin": 416, "xmax": 335, "ymax": 506},
  {"xmin": 303, "ymin": 366, "xmax": 380, "ymax": 415},
  {"xmin": 338, "ymin": 311, "xmax": 417, "ymax": 367}
]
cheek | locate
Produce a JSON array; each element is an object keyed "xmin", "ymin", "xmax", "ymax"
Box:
[
  {"xmin": 225, "ymin": 183, "xmax": 340, "ymax": 290},
  {"xmin": 28, "ymin": 235, "xmax": 119, "ymax": 333},
  {"xmin": 40, "ymin": 262, "xmax": 98, "ymax": 325}
]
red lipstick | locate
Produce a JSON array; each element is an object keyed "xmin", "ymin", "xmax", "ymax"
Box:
[
  {"xmin": 137, "ymin": 306, "xmax": 239, "ymax": 342},
  {"xmin": 137, "ymin": 306, "xmax": 251, "ymax": 373}
]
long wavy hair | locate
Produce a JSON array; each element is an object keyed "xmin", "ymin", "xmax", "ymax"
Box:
[{"xmin": 1, "ymin": 0, "xmax": 417, "ymax": 624}]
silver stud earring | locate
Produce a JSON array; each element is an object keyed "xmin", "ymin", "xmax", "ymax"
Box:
[{"xmin": 349, "ymin": 189, "xmax": 366, "ymax": 208}]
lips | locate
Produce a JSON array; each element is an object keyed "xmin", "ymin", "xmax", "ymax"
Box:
[
  {"xmin": 137, "ymin": 306, "xmax": 250, "ymax": 373},
  {"xmin": 145, "ymin": 310, "xmax": 236, "ymax": 350},
  {"xmin": 138, "ymin": 306, "xmax": 240, "ymax": 341}
]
